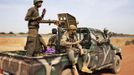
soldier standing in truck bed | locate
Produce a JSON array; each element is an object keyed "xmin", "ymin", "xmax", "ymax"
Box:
[
  {"xmin": 25, "ymin": 0, "xmax": 47, "ymax": 56},
  {"xmin": 60, "ymin": 25, "xmax": 92, "ymax": 74}
]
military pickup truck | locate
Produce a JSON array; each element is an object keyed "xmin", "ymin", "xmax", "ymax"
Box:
[{"xmin": 0, "ymin": 27, "xmax": 122, "ymax": 75}]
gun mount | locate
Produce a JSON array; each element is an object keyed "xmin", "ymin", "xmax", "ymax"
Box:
[
  {"xmin": 57, "ymin": 13, "xmax": 78, "ymax": 28},
  {"xmin": 39, "ymin": 13, "xmax": 78, "ymax": 52},
  {"xmin": 40, "ymin": 13, "xmax": 78, "ymax": 29}
]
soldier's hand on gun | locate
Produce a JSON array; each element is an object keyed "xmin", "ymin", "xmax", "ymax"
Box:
[{"xmin": 35, "ymin": 16, "xmax": 42, "ymax": 22}]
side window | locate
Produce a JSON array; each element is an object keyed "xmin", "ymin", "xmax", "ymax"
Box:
[{"xmin": 77, "ymin": 33, "xmax": 84, "ymax": 40}]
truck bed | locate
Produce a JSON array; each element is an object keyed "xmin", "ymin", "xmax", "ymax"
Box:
[{"xmin": 0, "ymin": 51, "xmax": 69, "ymax": 75}]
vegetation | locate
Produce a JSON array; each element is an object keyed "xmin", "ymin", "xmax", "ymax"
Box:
[
  {"xmin": 111, "ymin": 32, "xmax": 134, "ymax": 37},
  {"xmin": 125, "ymin": 39, "xmax": 134, "ymax": 45},
  {"xmin": 8, "ymin": 32, "xmax": 14, "ymax": 34},
  {"xmin": 0, "ymin": 32, "xmax": 6, "ymax": 34},
  {"xmin": 18, "ymin": 32, "xmax": 25, "ymax": 34}
]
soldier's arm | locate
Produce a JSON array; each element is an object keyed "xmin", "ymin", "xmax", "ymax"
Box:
[
  {"xmin": 60, "ymin": 35, "xmax": 75, "ymax": 46},
  {"xmin": 77, "ymin": 44, "xmax": 84, "ymax": 55},
  {"xmin": 77, "ymin": 43, "xmax": 82, "ymax": 49},
  {"xmin": 25, "ymin": 8, "xmax": 33, "ymax": 21},
  {"xmin": 60, "ymin": 35, "xmax": 70, "ymax": 46},
  {"xmin": 25, "ymin": 8, "xmax": 41, "ymax": 21}
]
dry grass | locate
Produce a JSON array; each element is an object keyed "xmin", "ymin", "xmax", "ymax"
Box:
[
  {"xmin": 111, "ymin": 37, "xmax": 134, "ymax": 47},
  {"xmin": 0, "ymin": 36, "xmax": 134, "ymax": 52},
  {"xmin": 0, "ymin": 37, "xmax": 26, "ymax": 51},
  {"xmin": 0, "ymin": 36, "xmax": 49, "ymax": 51}
]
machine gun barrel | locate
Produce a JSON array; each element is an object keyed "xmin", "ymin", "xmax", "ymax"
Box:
[
  {"xmin": 40, "ymin": 20, "xmax": 56, "ymax": 23},
  {"xmin": 39, "ymin": 20, "xmax": 59, "ymax": 25}
]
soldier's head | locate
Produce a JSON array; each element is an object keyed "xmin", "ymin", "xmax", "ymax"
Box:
[
  {"xmin": 34, "ymin": 0, "xmax": 43, "ymax": 8},
  {"xmin": 68, "ymin": 25, "xmax": 77, "ymax": 35},
  {"xmin": 52, "ymin": 28, "xmax": 57, "ymax": 34},
  {"xmin": 103, "ymin": 28, "xmax": 108, "ymax": 34}
]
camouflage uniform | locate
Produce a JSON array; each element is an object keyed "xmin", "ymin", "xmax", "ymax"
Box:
[
  {"xmin": 25, "ymin": 6, "xmax": 46, "ymax": 56},
  {"xmin": 47, "ymin": 28, "xmax": 58, "ymax": 51},
  {"xmin": 47, "ymin": 34, "xmax": 57, "ymax": 49},
  {"xmin": 104, "ymin": 32, "xmax": 110, "ymax": 43},
  {"xmin": 103, "ymin": 29, "xmax": 115, "ymax": 50},
  {"xmin": 60, "ymin": 25, "xmax": 92, "ymax": 73},
  {"xmin": 60, "ymin": 31, "xmax": 83, "ymax": 65}
]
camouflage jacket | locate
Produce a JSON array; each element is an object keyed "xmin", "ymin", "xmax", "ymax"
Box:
[
  {"xmin": 47, "ymin": 34, "xmax": 57, "ymax": 48},
  {"xmin": 25, "ymin": 6, "xmax": 40, "ymax": 29},
  {"xmin": 60, "ymin": 31, "xmax": 82, "ymax": 49}
]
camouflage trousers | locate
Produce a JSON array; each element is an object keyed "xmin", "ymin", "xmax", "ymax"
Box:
[
  {"xmin": 66, "ymin": 48, "xmax": 76, "ymax": 66},
  {"xmin": 66, "ymin": 48, "xmax": 88, "ymax": 66},
  {"xmin": 25, "ymin": 28, "xmax": 47, "ymax": 56}
]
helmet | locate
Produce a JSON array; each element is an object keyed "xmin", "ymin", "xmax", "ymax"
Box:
[
  {"xmin": 69, "ymin": 25, "xmax": 77, "ymax": 30},
  {"xmin": 52, "ymin": 28, "xmax": 57, "ymax": 34},
  {"xmin": 34, "ymin": 0, "xmax": 43, "ymax": 5}
]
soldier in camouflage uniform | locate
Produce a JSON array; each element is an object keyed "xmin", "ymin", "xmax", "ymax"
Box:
[
  {"xmin": 47, "ymin": 28, "xmax": 57, "ymax": 50},
  {"xmin": 25, "ymin": 0, "xmax": 47, "ymax": 56},
  {"xmin": 103, "ymin": 28, "xmax": 115, "ymax": 50},
  {"xmin": 60, "ymin": 25, "xmax": 92, "ymax": 74},
  {"xmin": 103, "ymin": 28, "xmax": 110, "ymax": 43}
]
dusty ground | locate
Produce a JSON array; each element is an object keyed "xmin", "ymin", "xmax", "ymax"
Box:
[
  {"xmin": 0, "ymin": 36, "xmax": 134, "ymax": 75},
  {"xmin": 0, "ymin": 36, "xmax": 49, "ymax": 51}
]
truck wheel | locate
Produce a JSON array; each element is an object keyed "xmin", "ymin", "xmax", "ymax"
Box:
[
  {"xmin": 111, "ymin": 55, "xmax": 121, "ymax": 73},
  {"xmin": 61, "ymin": 68, "xmax": 73, "ymax": 75}
]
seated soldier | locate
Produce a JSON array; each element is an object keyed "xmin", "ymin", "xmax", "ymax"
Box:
[
  {"xmin": 103, "ymin": 28, "xmax": 115, "ymax": 50},
  {"xmin": 60, "ymin": 25, "xmax": 92, "ymax": 74},
  {"xmin": 45, "ymin": 28, "xmax": 58, "ymax": 54},
  {"xmin": 47, "ymin": 28, "xmax": 57, "ymax": 49},
  {"xmin": 103, "ymin": 28, "xmax": 110, "ymax": 43}
]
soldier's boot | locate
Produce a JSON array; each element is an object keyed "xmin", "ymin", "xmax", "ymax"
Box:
[
  {"xmin": 81, "ymin": 64, "xmax": 92, "ymax": 73},
  {"xmin": 72, "ymin": 65, "xmax": 79, "ymax": 75}
]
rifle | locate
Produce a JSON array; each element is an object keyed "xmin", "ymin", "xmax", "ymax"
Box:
[{"xmin": 41, "ymin": 8, "xmax": 46, "ymax": 19}]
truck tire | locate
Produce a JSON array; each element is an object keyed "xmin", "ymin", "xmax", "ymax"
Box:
[
  {"xmin": 111, "ymin": 55, "xmax": 121, "ymax": 73},
  {"xmin": 61, "ymin": 68, "xmax": 73, "ymax": 75}
]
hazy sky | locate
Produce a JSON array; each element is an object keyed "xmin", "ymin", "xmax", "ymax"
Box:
[{"xmin": 0, "ymin": 0, "xmax": 134, "ymax": 34}]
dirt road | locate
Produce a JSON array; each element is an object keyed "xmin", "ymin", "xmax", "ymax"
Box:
[{"xmin": 92, "ymin": 45, "xmax": 134, "ymax": 75}]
